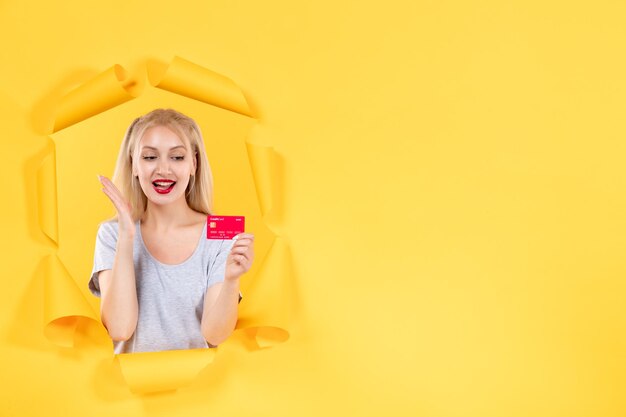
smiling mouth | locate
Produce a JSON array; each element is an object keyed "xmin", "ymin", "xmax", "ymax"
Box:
[{"xmin": 152, "ymin": 181, "xmax": 176, "ymax": 193}]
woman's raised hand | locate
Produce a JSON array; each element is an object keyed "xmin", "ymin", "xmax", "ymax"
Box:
[{"xmin": 98, "ymin": 175, "xmax": 136, "ymax": 239}]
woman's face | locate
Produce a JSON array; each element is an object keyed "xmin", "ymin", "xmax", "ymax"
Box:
[{"xmin": 133, "ymin": 125, "xmax": 197, "ymax": 205}]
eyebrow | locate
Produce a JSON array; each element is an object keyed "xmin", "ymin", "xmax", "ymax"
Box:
[{"xmin": 140, "ymin": 146, "xmax": 187, "ymax": 151}]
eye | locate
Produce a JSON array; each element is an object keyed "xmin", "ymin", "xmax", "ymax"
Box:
[
  {"xmin": 142, "ymin": 156, "xmax": 156, "ymax": 160},
  {"xmin": 172, "ymin": 156, "xmax": 185, "ymax": 161}
]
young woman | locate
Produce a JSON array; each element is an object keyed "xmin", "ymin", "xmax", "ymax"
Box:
[{"xmin": 88, "ymin": 108, "xmax": 254, "ymax": 354}]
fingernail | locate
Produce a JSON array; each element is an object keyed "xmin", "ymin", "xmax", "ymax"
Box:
[{"xmin": 97, "ymin": 175, "xmax": 102, "ymax": 181}]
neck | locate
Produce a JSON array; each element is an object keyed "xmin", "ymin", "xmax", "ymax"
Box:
[{"xmin": 141, "ymin": 198, "xmax": 196, "ymax": 233}]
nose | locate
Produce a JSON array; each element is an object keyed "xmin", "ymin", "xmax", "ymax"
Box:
[{"xmin": 156, "ymin": 158, "xmax": 171, "ymax": 175}]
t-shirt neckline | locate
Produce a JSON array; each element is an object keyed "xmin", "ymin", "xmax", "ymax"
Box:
[{"xmin": 137, "ymin": 220, "xmax": 206, "ymax": 268}]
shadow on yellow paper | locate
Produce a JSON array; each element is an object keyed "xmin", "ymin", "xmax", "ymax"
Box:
[{"xmin": 36, "ymin": 56, "xmax": 293, "ymax": 395}]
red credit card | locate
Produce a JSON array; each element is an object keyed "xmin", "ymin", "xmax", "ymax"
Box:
[{"xmin": 207, "ymin": 215, "xmax": 245, "ymax": 239}]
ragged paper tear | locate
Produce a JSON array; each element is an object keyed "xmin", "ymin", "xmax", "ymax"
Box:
[
  {"xmin": 37, "ymin": 151, "xmax": 58, "ymax": 243},
  {"xmin": 38, "ymin": 56, "xmax": 293, "ymax": 394},
  {"xmin": 147, "ymin": 56, "xmax": 252, "ymax": 117},
  {"xmin": 237, "ymin": 237, "xmax": 292, "ymax": 348},
  {"xmin": 53, "ymin": 65, "xmax": 139, "ymax": 132},
  {"xmin": 43, "ymin": 254, "xmax": 100, "ymax": 347},
  {"xmin": 116, "ymin": 348, "xmax": 217, "ymax": 394}
]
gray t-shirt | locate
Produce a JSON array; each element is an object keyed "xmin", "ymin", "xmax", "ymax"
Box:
[{"xmin": 88, "ymin": 219, "xmax": 241, "ymax": 354}]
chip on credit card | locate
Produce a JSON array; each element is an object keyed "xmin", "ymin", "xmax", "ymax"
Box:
[{"xmin": 207, "ymin": 215, "xmax": 245, "ymax": 239}]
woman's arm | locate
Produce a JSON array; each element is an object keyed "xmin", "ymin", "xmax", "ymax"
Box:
[
  {"xmin": 201, "ymin": 233, "xmax": 254, "ymax": 346},
  {"xmin": 97, "ymin": 175, "xmax": 139, "ymax": 341},
  {"xmin": 200, "ymin": 279, "xmax": 241, "ymax": 346},
  {"xmin": 98, "ymin": 230, "xmax": 138, "ymax": 341}
]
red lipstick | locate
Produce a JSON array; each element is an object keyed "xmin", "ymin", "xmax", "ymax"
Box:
[{"xmin": 152, "ymin": 179, "xmax": 176, "ymax": 194}]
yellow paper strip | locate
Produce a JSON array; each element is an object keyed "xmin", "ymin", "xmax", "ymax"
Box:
[
  {"xmin": 43, "ymin": 254, "xmax": 100, "ymax": 347},
  {"xmin": 37, "ymin": 149, "xmax": 58, "ymax": 243},
  {"xmin": 53, "ymin": 65, "xmax": 138, "ymax": 132},
  {"xmin": 116, "ymin": 348, "xmax": 216, "ymax": 394},
  {"xmin": 245, "ymin": 142, "xmax": 278, "ymax": 219},
  {"xmin": 147, "ymin": 56, "xmax": 252, "ymax": 117},
  {"xmin": 42, "ymin": 56, "xmax": 291, "ymax": 394},
  {"xmin": 237, "ymin": 237, "xmax": 292, "ymax": 348}
]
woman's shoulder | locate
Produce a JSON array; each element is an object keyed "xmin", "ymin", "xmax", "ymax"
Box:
[
  {"xmin": 98, "ymin": 217, "xmax": 140, "ymax": 228},
  {"xmin": 98, "ymin": 218, "xmax": 119, "ymax": 228},
  {"xmin": 97, "ymin": 218, "xmax": 138, "ymax": 236},
  {"xmin": 95, "ymin": 219, "xmax": 118, "ymax": 239}
]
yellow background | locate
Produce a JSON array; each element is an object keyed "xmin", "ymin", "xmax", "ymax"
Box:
[{"xmin": 1, "ymin": 1, "xmax": 625, "ymax": 416}]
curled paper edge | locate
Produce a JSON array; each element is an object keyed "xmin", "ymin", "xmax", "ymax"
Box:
[
  {"xmin": 237, "ymin": 237, "xmax": 293, "ymax": 349},
  {"xmin": 53, "ymin": 64, "xmax": 139, "ymax": 132},
  {"xmin": 42, "ymin": 56, "xmax": 291, "ymax": 394},
  {"xmin": 147, "ymin": 56, "xmax": 252, "ymax": 118},
  {"xmin": 43, "ymin": 254, "xmax": 100, "ymax": 347},
  {"xmin": 245, "ymin": 142, "xmax": 277, "ymax": 220},
  {"xmin": 116, "ymin": 348, "xmax": 217, "ymax": 394},
  {"xmin": 37, "ymin": 148, "xmax": 58, "ymax": 244}
]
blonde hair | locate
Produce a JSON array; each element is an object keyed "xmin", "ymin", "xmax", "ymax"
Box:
[{"xmin": 108, "ymin": 108, "xmax": 214, "ymax": 222}]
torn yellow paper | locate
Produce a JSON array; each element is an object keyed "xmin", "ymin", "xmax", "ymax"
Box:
[
  {"xmin": 246, "ymin": 142, "xmax": 278, "ymax": 219},
  {"xmin": 43, "ymin": 254, "xmax": 100, "ymax": 347},
  {"xmin": 53, "ymin": 65, "xmax": 139, "ymax": 132},
  {"xmin": 116, "ymin": 348, "xmax": 216, "ymax": 394},
  {"xmin": 237, "ymin": 237, "xmax": 292, "ymax": 348},
  {"xmin": 147, "ymin": 56, "xmax": 252, "ymax": 117},
  {"xmin": 37, "ymin": 150, "xmax": 58, "ymax": 244},
  {"xmin": 39, "ymin": 56, "xmax": 293, "ymax": 394}
]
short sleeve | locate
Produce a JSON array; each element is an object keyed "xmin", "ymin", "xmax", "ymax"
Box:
[
  {"xmin": 207, "ymin": 239, "xmax": 243, "ymax": 303},
  {"xmin": 88, "ymin": 221, "xmax": 118, "ymax": 297}
]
